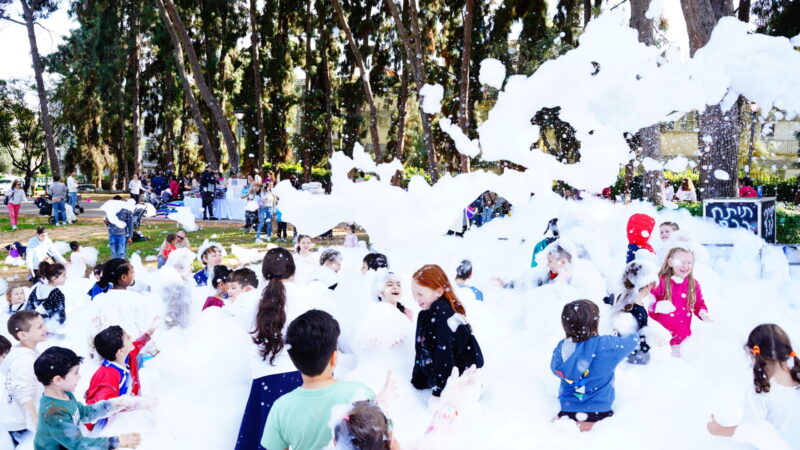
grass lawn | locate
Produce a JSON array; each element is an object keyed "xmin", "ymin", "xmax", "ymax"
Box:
[{"xmin": 0, "ymin": 214, "xmax": 361, "ymax": 282}]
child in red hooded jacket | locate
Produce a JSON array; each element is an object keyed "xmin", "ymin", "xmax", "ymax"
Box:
[
  {"xmin": 85, "ymin": 324, "xmax": 155, "ymax": 430},
  {"xmin": 626, "ymin": 213, "xmax": 655, "ymax": 263}
]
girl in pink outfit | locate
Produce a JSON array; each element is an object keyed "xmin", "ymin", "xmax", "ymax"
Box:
[{"xmin": 649, "ymin": 247, "xmax": 713, "ymax": 356}]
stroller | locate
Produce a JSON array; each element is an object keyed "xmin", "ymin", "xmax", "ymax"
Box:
[
  {"xmin": 34, "ymin": 195, "xmax": 79, "ymax": 225},
  {"xmin": 131, "ymin": 204, "xmax": 149, "ymax": 242}
]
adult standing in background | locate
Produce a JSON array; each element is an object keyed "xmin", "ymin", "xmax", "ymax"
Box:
[
  {"xmin": 7, "ymin": 179, "xmax": 26, "ymax": 230},
  {"xmin": 674, "ymin": 178, "xmax": 697, "ymax": 202},
  {"xmin": 66, "ymin": 171, "xmax": 79, "ymax": 211},
  {"xmin": 48, "ymin": 175, "xmax": 68, "ymax": 226},
  {"xmin": 151, "ymin": 171, "xmax": 167, "ymax": 196},
  {"xmin": 200, "ymin": 166, "xmax": 218, "ymax": 220},
  {"xmin": 129, "ymin": 173, "xmax": 142, "ymax": 203}
]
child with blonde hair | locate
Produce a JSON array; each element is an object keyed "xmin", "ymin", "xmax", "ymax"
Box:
[
  {"xmin": 6, "ymin": 285, "xmax": 26, "ymax": 314},
  {"xmin": 649, "ymin": 246, "xmax": 712, "ymax": 356}
]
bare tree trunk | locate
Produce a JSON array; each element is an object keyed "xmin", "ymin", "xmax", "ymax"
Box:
[
  {"xmin": 249, "ymin": 0, "xmax": 267, "ymax": 172},
  {"xmin": 156, "ymin": 0, "xmax": 218, "ymax": 169},
  {"xmin": 457, "ymin": 0, "xmax": 473, "ymax": 173},
  {"xmin": 737, "ymin": 0, "xmax": 751, "ymax": 22},
  {"xmin": 332, "ymin": 0, "xmax": 382, "ymax": 162},
  {"xmin": 630, "ymin": 0, "xmax": 663, "ymax": 205},
  {"xmin": 162, "ymin": 0, "xmax": 239, "ymax": 173},
  {"xmin": 681, "ymin": 0, "xmax": 737, "ymax": 199},
  {"xmin": 301, "ymin": 0, "xmax": 313, "ymax": 183},
  {"xmin": 319, "ymin": 17, "xmax": 334, "ymax": 158},
  {"xmin": 129, "ymin": 0, "xmax": 142, "ymax": 176},
  {"xmin": 385, "ymin": 0, "xmax": 438, "ymax": 181},
  {"xmin": 19, "ymin": 0, "xmax": 61, "ymax": 177},
  {"xmin": 396, "ymin": 59, "xmax": 409, "ymax": 162},
  {"xmin": 584, "ymin": 0, "xmax": 592, "ymax": 26}
]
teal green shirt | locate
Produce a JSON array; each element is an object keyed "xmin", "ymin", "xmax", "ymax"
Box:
[
  {"xmin": 34, "ymin": 392, "xmax": 118, "ymax": 450},
  {"xmin": 261, "ymin": 381, "xmax": 375, "ymax": 450}
]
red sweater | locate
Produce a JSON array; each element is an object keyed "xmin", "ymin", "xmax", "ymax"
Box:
[{"xmin": 86, "ymin": 333, "xmax": 150, "ymax": 404}]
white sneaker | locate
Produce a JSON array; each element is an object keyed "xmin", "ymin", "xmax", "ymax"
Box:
[{"xmin": 255, "ymin": 238, "xmax": 263, "ymax": 243}]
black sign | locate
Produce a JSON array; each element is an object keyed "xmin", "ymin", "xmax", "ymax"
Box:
[
  {"xmin": 703, "ymin": 198, "xmax": 776, "ymax": 243},
  {"xmin": 761, "ymin": 199, "xmax": 776, "ymax": 244}
]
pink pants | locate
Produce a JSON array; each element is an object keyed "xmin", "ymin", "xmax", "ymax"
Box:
[{"xmin": 8, "ymin": 203, "xmax": 20, "ymax": 226}]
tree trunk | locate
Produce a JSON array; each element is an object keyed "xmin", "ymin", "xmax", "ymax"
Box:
[
  {"xmin": 129, "ymin": 0, "xmax": 142, "ymax": 176},
  {"xmin": 332, "ymin": 0, "xmax": 382, "ymax": 162},
  {"xmin": 457, "ymin": 0, "xmax": 473, "ymax": 173},
  {"xmin": 162, "ymin": 0, "xmax": 239, "ymax": 173},
  {"xmin": 249, "ymin": 0, "xmax": 266, "ymax": 172},
  {"xmin": 681, "ymin": 0, "xmax": 737, "ymax": 199},
  {"xmin": 584, "ymin": 0, "xmax": 592, "ymax": 26},
  {"xmin": 301, "ymin": 0, "xmax": 313, "ymax": 183},
  {"xmin": 396, "ymin": 59, "xmax": 409, "ymax": 162},
  {"xmin": 385, "ymin": 0, "xmax": 438, "ymax": 181},
  {"xmin": 319, "ymin": 16, "xmax": 334, "ymax": 158},
  {"xmin": 156, "ymin": 0, "xmax": 218, "ymax": 170},
  {"xmin": 19, "ymin": 0, "xmax": 60, "ymax": 177},
  {"xmin": 737, "ymin": 0, "xmax": 750, "ymax": 22},
  {"xmin": 630, "ymin": 0, "xmax": 664, "ymax": 205}
]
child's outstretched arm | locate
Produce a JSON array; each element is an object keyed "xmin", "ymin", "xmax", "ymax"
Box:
[
  {"xmin": 707, "ymin": 414, "xmax": 736, "ymax": 437},
  {"xmin": 693, "ymin": 283, "xmax": 713, "ymax": 322},
  {"xmin": 44, "ymin": 404, "xmax": 141, "ymax": 449}
]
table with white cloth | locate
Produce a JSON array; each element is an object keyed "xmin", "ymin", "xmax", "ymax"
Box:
[{"xmin": 184, "ymin": 197, "xmax": 247, "ymax": 221}]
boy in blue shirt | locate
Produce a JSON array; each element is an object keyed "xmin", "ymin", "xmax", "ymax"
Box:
[{"xmin": 551, "ymin": 299, "xmax": 638, "ymax": 432}]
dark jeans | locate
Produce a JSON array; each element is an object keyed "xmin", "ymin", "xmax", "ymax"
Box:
[
  {"xmin": 130, "ymin": 192, "xmax": 140, "ymax": 203},
  {"xmin": 277, "ymin": 222, "xmax": 288, "ymax": 239},
  {"xmin": 201, "ymin": 192, "xmax": 214, "ymax": 219}
]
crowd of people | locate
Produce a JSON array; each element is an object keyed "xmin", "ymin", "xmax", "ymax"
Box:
[
  {"xmin": 0, "ymin": 182, "xmax": 797, "ymax": 449},
  {"xmin": 0, "ymin": 207, "xmax": 795, "ymax": 448}
]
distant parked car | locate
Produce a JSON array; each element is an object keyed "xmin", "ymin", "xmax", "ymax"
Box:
[
  {"xmin": 0, "ymin": 177, "xmax": 24, "ymax": 196},
  {"xmin": 77, "ymin": 184, "xmax": 97, "ymax": 193}
]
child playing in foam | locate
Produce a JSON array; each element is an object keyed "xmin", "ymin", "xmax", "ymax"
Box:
[
  {"xmin": 85, "ymin": 322, "xmax": 157, "ymax": 430},
  {"xmin": 92, "ymin": 259, "xmax": 156, "ymax": 340},
  {"xmin": 707, "ymin": 324, "xmax": 800, "ymax": 449},
  {"xmin": 26, "ymin": 261, "xmax": 67, "ymax": 325},
  {"xmin": 224, "ymin": 268, "xmax": 258, "ymax": 305},
  {"xmin": 410, "ymin": 264, "xmax": 484, "ymax": 397},
  {"xmin": 551, "ymin": 299, "xmax": 638, "ymax": 431},
  {"xmin": 193, "ymin": 240, "xmax": 227, "ymax": 287},
  {"xmin": 235, "ymin": 248, "xmax": 331, "ymax": 450},
  {"xmin": 6, "ymin": 285, "xmax": 26, "ymax": 314},
  {"xmin": 659, "ymin": 222, "xmax": 680, "ymax": 243},
  {"xmin": 649, "ymin": 246, "xmax": 713, "ymax": 356},
  {"xmin": 33, "ymin": 346, "xmax": 143, "ymax": 449},
  {"xmin": 202, "ymin": 265, "xmax": 232, "ymax": 311},
  {"xmin": 1, "ymin": 311, "xmax": 48, "ymax": 444},
  {"xmin": 625, "ymin": 213, "xmax": 656, "ymax": 263},
  {"xmin": 609, "ymin": 260, "xmax": 662, "ymax": 365}
]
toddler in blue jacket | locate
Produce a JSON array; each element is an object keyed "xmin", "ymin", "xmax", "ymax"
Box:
[{"xmin": 551, "ymin": 299, "xmax": 638, "ymax": 431}]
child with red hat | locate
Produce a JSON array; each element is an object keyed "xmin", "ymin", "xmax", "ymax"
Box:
[{"xmin": 626, "ymin": 213, "xmax": 656, "ymax": 264}]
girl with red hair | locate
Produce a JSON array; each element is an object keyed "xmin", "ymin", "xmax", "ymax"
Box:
[{"xmin": 410, "ymin": 264, "xmax": 484, "ymax": 397}]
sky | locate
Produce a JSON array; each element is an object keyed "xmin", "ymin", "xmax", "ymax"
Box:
[{"xmin": 0, "ymin": 2, "xmax": 74, "ymax": 84}]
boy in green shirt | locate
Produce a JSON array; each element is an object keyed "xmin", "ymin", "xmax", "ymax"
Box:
[
  {"xmin": 33, "ymin": 346, "xmax": 143, "ymax": 449},
  {"xmin": 261, "ymin": 310, "xmax": 381, "ymax": 450}
]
